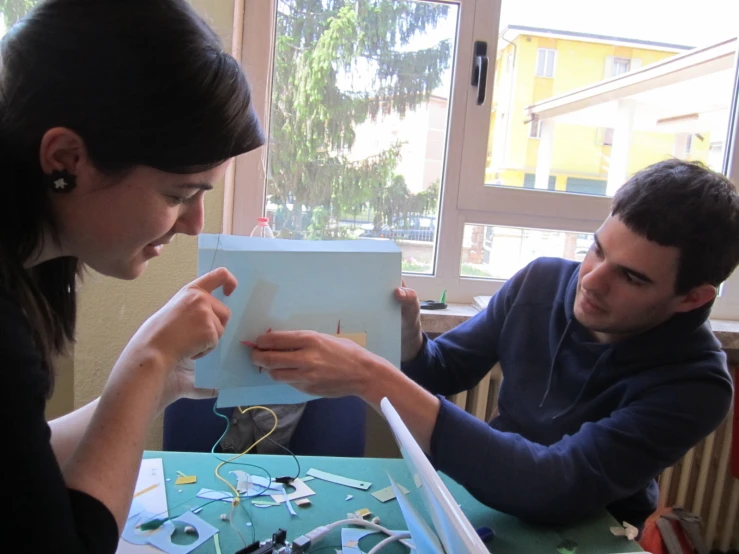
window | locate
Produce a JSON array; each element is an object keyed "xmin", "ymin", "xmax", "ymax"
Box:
[
  {"xmin": 529, "ymin": 119, "xmax": 542, "ymax": 138},
  {"xmin": 536, "ymin": 48, "xmax": 556, "ymax": 78},
  {"xmin": 612, "ymin": 57, "xmax": 631, "ymax": 76},
  {"xmin": 597, "ymin": 127, "xmax": 614, "ymax": 146},
  {"xmin": 234, "ymin": 0, "xmax": 739, "ymax": 315}
]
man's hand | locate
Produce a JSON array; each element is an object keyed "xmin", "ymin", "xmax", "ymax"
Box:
[{"xmin": 394, "ymin": 280, "xmax": 424, "ymax": 362}]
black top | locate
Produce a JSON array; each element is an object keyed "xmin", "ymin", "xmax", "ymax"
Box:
[{"xmin": 0, "ymin": 287, "xmax": 119, "ymax": 553}]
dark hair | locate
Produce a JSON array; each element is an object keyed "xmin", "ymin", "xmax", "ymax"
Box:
[
  {"xmin": 612, "ymin": 159, "xmax": 739, "ymax": 294},
  {"xmin": 0, "ymin": 0, "xmax": 264, "ymax": 389}
]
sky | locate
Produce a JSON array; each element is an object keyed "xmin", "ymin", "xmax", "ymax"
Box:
[
  {"xmin": 415, "ymin": 0, "xmax": 739, "ymax": 96},
  {"xmin": 497, "ymin": 0, "xmax": 739, "ymax": 49}
]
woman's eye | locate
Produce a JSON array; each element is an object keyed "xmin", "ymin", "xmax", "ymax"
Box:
[{"xmin": 166, "ymin": 196, "xmax": 186, "ymax": 205}]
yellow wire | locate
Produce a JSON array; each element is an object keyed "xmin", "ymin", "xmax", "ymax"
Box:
[{"xmin": 214, "ymin": 405, "xmax": 279, "ymax": 505}]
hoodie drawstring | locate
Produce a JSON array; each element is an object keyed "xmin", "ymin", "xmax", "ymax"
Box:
[
  {"xmin": 539, "ymin": 318, "xmax": 573, "ymax": 409},
  {"xmin": 538, "ymin": 318, "xmax": 611, "ymax": 420},
  {"xmin": 552, "ymin": 348, "xmax": 610, "ymax": 420}
]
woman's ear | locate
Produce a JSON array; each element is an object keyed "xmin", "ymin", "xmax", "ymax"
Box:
[{"xmin": 39, "ymin": 127, "xmax": 88, "ymax": 176}]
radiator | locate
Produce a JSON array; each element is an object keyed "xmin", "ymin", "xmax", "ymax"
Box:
[
  {"xmin": 450, "ymin": 365, "xmax": 738, "ymax": 552},
  {"xmin": 659, "ymin": 401, "xmax": 738, "ymax": 552}
]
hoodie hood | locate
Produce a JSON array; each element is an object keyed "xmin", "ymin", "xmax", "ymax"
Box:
[{"xmin": 539, "ymin": 267, "xmax": 718, "ymax": 419}]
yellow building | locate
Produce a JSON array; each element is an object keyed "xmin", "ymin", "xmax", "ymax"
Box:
[{"xmin": 486, "ymin": 25, "xmax": 714, "ymax": 195}]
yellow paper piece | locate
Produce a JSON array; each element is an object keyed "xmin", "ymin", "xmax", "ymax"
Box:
[
  {"xmin": 354, "ymin": 508, "xmax": 371, "ymax": 518},
  {"xmin": 332, "ymin": 332, "xmax": 367, "ymax": 347},
  {"xmin": 175, "ymin": 475, "xmax": 197, "ymax": 485},
  {"xmin": 133, "ymin": 483, "xmax": 158, "ymax": 498}
]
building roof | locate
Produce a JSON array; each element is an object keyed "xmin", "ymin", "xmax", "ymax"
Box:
[{"xmin": 502, "ymin": 24, "xmax": 694, "ymax": 52}]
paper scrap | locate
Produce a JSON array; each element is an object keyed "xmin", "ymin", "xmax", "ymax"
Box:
[
  {"xmin": 372, "ymin": 483, "xmax": 409, "ymax": 503},
  {"xmin": 147, "ymin": 510, "xmax": 218, "ymax": 554},
  {"xmin": 389, "ymin": 474, "xmax": 443, "ymax": 553},
  {"xmin": 283, "ymin": 486, "xmax": 297, "ymax": 517},
  {"xmin": 196, "ymin": 488, "xmax": 233, "ymax": 503},
  {"xmin": 345, "ymin": 540, "xmax": 358, "ymax": 548},
  {"xmin": 306, "ymin": 468, "xmax": 371, "ymax": 490},
  {"xmin": 354, "ymin": 508, "xmax": 371, "ymax": 518},
  {"xmin": 332, "ymin": 332, "xmax": 367, "ymax": 347},
  {"xmin": 302, "ymin": 476, "xmax": 315, "ymax": 481},
  {"xmin": 269, "ymin": 478, "xmax": 315, "ymax": 503},
  {"xmin": 175, "ymin": 475, "xmax": 197, "ymax": 485},
  {"xmin": 413, "ymin": 474, "xmax": 422, "ymax": 488},
  {"xmin": 345, "ymin": 495, "xmax": 353, "ymax": 501},
  {"xmin": 295, "ymin": 498, "xmax": 312, "ymax": 507},
  {"xmin": 610, "ymin": 521, "xmax": 638, "ymax": 540},
  {"xmin": 119, "ymin": 458, "xmax": 168, "ymax": 552},
  {"xmin": 252, "ymin": 500, "xmax": 279, "ymax": 507},
  {"xmin": 134, "ymin": 483, "xmax": 159, "ymax": 498},
  {"xmin": 230, "ymin": 471, "xmax": 282, "ymax": 496},
  {"xmin": 214, "ymin": 533, "xmax": 222, "ymax": 554}
]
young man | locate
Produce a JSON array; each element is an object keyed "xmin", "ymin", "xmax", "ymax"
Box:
[{"xmin": 252, "ymin": 159, "xmax": 737, "ymax": 529}]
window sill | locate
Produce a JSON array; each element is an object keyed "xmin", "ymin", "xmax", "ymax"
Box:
[{"xmin": 421, "ymin": 303, "xmax": 739, "ymax": 362}]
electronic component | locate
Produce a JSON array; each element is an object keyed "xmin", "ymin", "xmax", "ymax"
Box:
[
  {"xmin": 235, "ymin": 528, "xmax": 289, "ymax": 554},
  {"xmin": 290, "ymin": 535, "xmax": 311, "ymax": 553}
]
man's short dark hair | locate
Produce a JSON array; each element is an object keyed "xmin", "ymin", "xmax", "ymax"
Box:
[{"xmin": 612, "ymin": 159, "xmax": 739, "ymax": 294}]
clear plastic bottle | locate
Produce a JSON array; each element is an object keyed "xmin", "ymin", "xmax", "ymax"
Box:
[{"xmin": 250, "ymin": 217, "xmax": 274, "ymax": 238}]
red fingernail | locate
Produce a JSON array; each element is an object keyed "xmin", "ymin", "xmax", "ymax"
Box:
[
  {"xmin": 267, "ymin": 328, "xmax": 272, "ymax": 333},
  {"xmin": 241, "ymin": 340, "xmax": 258, "ymax": 348}
]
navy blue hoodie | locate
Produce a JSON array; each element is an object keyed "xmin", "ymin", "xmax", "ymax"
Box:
[{"xmin": 402, "ymin": 257, "xmax": 733, "ymax": 527}]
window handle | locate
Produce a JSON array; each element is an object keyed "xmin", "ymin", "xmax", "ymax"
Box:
[{"xmin": 471, "ymin": 40, "xmax": 489, "ymax": 106}]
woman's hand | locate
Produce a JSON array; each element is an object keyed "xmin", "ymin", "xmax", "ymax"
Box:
[
  {"xmin": 122, "ymin": 267, "xmax": 237, "ymax": 407},
  {"xmin": 251, "ymin": 330, "xmax": 397, "ymax": 400}
]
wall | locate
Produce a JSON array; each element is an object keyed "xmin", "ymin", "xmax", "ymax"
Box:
[{"xmin": 69, "ymin": 0, "xmax": 235, "ymax": 450}]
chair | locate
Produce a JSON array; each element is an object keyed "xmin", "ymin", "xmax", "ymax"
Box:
[{"xmin": 163, "ymin": 396, "xmax": 366, "ymax": 457}]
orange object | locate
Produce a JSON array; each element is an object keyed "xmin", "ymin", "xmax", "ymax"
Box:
[{"xmin": 639, "ymin": 508, "xmax": 700, "ymax": 554}]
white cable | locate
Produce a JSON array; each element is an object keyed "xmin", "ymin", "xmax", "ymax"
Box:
[
  {"xmin": 324, "ymin": 518, "xmax": 396, "ymax": 536},
  {"xmin": 301, "ymin": 517, "xmax": 401, "ymax": 547},
  {"xmin": 367, "ymin": 532, "xmax": 412, "ymax": 554}
]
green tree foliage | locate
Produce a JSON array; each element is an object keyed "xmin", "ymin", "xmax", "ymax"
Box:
[
  {"xmin": 0, "ymin": 0, "xmax": 37, "ymax": 30},
  {"xmin": 268, "ymin": 0, "xmax": 450, "ymax": 236}
]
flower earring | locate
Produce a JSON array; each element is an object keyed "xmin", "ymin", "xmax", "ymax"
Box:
[{"xmin": 45, "ymin": 170, "xmax": 77, "ymax": 193}]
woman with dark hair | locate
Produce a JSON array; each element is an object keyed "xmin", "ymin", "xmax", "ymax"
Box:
[{"xmin": 0, "ymin": 0, "xmax": 263, "ymax": 550}]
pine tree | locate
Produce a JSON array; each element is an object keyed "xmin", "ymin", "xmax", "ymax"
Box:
[{"xmin": 268, "ymin": 0, "xmax": 450, "ymax": 237}]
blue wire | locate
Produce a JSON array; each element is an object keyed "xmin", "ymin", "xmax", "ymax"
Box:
[{"xmin": 210, "ymin": 400, "xmax": 275, "ymax": 543}]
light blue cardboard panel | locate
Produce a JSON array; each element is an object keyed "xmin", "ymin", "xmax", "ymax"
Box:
[{"xmin": 196, "ymin": 235, "xmax": 401, "ymax": 407}]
